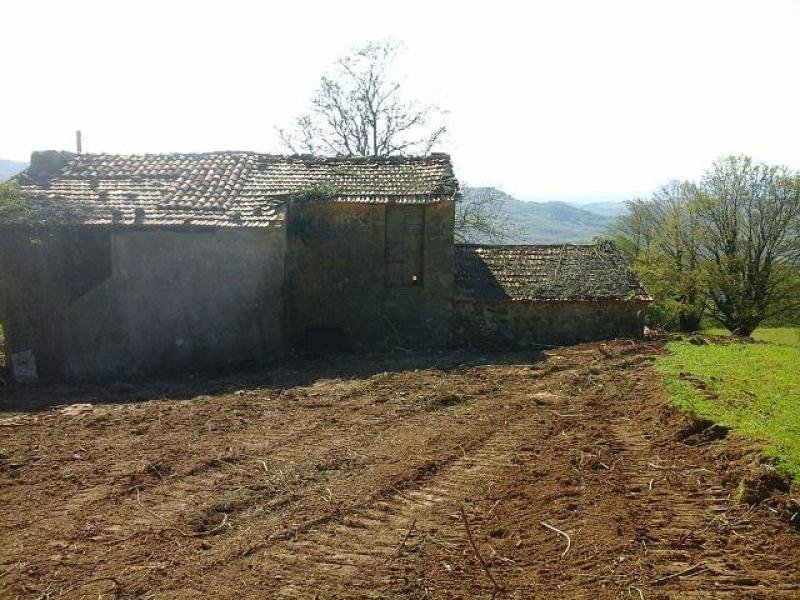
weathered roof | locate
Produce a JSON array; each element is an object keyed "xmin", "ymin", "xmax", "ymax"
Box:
[
  {"xmin": 455, "ymin": 243, "xmax": 650, "ymax": 302},
  {"xmin": 7, "ymin": 151, "xmax": 456, "ymax": 228}
]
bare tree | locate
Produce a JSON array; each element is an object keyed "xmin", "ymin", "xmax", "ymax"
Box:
[
  {"xmin": 613, "ymin": 198, "xmax": 661, "ymax": 258},
  {"xmin": 455, "ymin": 187, "xmax": 519, "ymax": 243},
  {"xmin": 277, "ymin": 41, "xmax": 446, "ymax": 157},
  {"xmin": 696, "ymin": 156, "xmax": 800, "ymax": 336}
]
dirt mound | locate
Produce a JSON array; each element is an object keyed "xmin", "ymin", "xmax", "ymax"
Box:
[
  {"xmin": 530, "ymin": 391, "xmax": 564, "ymax": 405},
  {"xmin": 672, "ymin": 414, "xmax": 730, "ymax": 445},
  {"xmin": 425, "ymin": 392, "xmax": 466, "ymax": 410},
  {"xmin": 734, "ymin": 460, "xmax": 792, "ymax": 505}
]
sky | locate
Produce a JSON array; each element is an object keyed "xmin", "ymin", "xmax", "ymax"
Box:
[{"xmin": 2, "ymin": 0, "xmax": 799, "ymax": 202}]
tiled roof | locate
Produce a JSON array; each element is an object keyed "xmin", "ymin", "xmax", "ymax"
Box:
[
  {"xmin": 455, "ymin": 243, "xmax": 650, "ymax": 302},
  {"xmin": 8, "ymin": 151, "xmax": 456, "ymax": 228}
]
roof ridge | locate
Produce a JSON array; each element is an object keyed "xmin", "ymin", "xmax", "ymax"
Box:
[
  {"xmin": 456, "ymin": 243, "xmax": 603, "ymax": 249},
  {"xmin": 28, "ymin": 151, "xmax": 450, "ymax": 163}
]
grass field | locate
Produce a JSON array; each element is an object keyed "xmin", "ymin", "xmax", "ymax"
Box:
[
  {"xmin": 657, "ymin": 327, "xmax": 800, "ymax": 482},
  {"xmin": 703, "ymin": 326, "xmax": 800, "ymax": 348}
]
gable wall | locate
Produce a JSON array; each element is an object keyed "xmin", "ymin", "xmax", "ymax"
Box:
[{"xmin": 284, "ymin": 200, "xmax": 454, "ymax": 352}]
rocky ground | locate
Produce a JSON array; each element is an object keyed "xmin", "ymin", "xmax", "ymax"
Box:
[{"xmin": 1, "ymin": 340, "xmax": 798, "ymax": 599}]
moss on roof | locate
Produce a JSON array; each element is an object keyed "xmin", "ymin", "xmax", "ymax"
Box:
[{"xmin": 455, "ymin": 242, "xmax": 650, "ymax": 302}]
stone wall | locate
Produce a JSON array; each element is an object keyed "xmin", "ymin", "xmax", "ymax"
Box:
[
  {"xmin": 0, "ymin": 226, "xmax": 285, "ymax": 380},
  {"xmin": 455, "ymin": 299, "xmax": 648, "ymax": 348},
  {"xmin": 284, "ymin": 200, "xmax": 454, "ymax": 352}
]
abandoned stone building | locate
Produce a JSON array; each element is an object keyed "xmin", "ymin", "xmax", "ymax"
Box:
[
  {"xmin": 0, "ymin": 150, "xmax": 648, "ymax": 381},
  {"xmin": 0, "ymin": 151, "xmax": 456, "ymax": 380},
  {"xmin": 454, "ymin": 243, "xmax": 651, "ymax": 347}
]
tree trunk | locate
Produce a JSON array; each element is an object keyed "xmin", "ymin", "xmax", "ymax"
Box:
[
  {"xmin": 677, "ymin": 310, "xmax": 702, "ymax": 333},
  {"xmin": 725, "ymin": 318, "xmax": 759, "ymax": 337}
]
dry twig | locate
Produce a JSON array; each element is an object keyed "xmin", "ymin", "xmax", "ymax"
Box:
[
  {"xmin": 0, "ymin": 562, "xmax": 21, "ymax": 578},
  {"xmin": 628, "ymin": 584, "xmax": 645, "ymax": 599},
  {"xmin": 460, "ymin": 507, "xmax": 505, "ymax": 593},
  {"xmin": 387, "ymin": 515, "xmax": 417, "ymax": 562},
  {"xmin": 651, "ymin": 562, "xmax": 707, "ymax": 586}
]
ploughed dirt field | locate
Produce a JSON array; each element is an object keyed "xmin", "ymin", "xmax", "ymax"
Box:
[{"xmin": 1, "ymin": 340, "xmax": 798, "ymax": 599}]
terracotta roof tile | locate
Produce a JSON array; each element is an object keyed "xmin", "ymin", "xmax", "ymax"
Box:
[
  {"xmin": 9, "ymin": 151, "xmax": 456, "ymax": 228},
  {"xmin": 455, "ymin": 243, "xmax": 650, "ymax": 302}
]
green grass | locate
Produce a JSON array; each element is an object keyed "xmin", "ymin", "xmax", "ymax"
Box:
[
  {"xmin": 657, "ymin": 329, "xmax": 800, "ymax": 483},
  {"xmin": 703, "ymin": 326, "xmax": 800, "ymax": 348}
]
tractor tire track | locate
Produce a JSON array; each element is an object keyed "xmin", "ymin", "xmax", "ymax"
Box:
[{"xmin": 225, "ymin": 412, "xmax": 552, "ymax": 597}]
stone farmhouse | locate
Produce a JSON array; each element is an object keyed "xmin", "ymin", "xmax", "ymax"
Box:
[{"xmin": 0, "ymin": 150, "xmax": 648, "ymax": 381}]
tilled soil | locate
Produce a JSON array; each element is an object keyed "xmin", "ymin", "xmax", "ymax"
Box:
[{"xmin": 0, "ymin": 340, "xmax": 798, "ymax": 599}]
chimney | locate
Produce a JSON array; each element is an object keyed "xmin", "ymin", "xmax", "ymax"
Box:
[
  {"xmin": 76, "ymin": 130, "xmax": 82, "ymax": 154},
  {"xmin": 27, "ymin": 150, "xmax": 73, "ymax": 182}
]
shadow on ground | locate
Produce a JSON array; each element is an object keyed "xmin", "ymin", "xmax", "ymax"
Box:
[{"xmin": 0, "ymin": 347, "xmax": 546, "ymax": 413}]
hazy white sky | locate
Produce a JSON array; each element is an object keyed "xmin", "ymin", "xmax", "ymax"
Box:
[{"xmin": 3, "ymin": 0, "xmax": 799, "ymax": 200}]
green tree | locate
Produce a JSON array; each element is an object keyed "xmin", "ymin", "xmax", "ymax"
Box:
[
  {"xmin": 613, "ymin": 181, "xmax": 705, "ymax": 331},
  {"xmin": 695, "ymin": 156, "xmax": 800, "ymax": 336},
  {"xmin": 614, "ymin": 156, "xmax": 800, "ymax": 336}
]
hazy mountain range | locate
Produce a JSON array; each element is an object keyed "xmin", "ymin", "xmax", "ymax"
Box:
[
  {"xmin": 0, "ymin": 160, "xmax": 27, "ymax": 181},
  {"xmin": 1, "ymin": 160, "xmax": 627, "ymax": 243},
  {"xmin": 463, "ymin": 187, "xmax": 626, "ymax": 244}
]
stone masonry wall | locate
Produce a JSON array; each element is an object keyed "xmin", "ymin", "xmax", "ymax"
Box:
[
  {"xmin": 0, "ymin": 227, "xmax": 285, "ymax": 380},
  {"xmin": 455, "ymin": 299, "xmax": 648, "ymax": 348}
]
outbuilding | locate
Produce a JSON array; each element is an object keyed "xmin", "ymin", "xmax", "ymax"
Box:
[{"xmin": 454, "ymin": 243, "xmax": 651, "ymax": 347}]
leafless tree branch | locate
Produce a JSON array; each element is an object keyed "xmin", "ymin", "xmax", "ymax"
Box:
[{"xmin": 276, "ymin": 40, "xmax": 448, "ymax": 158}]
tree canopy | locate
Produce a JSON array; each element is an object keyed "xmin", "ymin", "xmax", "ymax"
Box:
[{"xmin": 613, "ymin": 156, "xmax": 800, "ymax": 335}]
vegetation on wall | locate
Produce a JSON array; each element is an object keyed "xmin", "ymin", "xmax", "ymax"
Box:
[
  {"xmin": 612, "ymin": 156, "xmax": 800, "ymax": 335},
  {"xmin": 291, "ymin": 185, "xmax": 339, "ymax": 204},
  {"xmin": 0, "ymin": 181, "xmax": 24, "ymax": 215}
]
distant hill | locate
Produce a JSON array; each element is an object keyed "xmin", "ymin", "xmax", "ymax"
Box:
[
  {"xmin": 463, "ymin": 187, "xmax": 618, "ymax": 244},
  {"xmin": 576, "ymin": 200, "xmax": 628, "ymax": 219},
  {"xmin": 0, "ymin": 160, "xmax": 27, "ymax": 181},
  {"xmin": 523, "ymin": 194, "xmax": 632, "ymax": 220}
]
